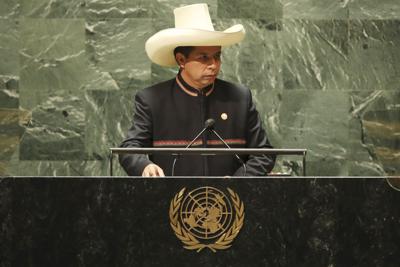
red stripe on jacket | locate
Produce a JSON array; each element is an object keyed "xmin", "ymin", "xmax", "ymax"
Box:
[{"xmin": 153, "ymin": 139, "xmax": 246, "ymax": 147}]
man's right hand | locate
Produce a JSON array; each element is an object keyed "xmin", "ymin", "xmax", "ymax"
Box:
[{"xmin": 142, "ymin": 163, "xmax": 165, "ymax": 177}]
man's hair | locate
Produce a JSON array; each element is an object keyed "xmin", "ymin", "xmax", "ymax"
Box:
[{"xmin": 173, "ymin": 46, "xmax": 195, "ymax": 58}]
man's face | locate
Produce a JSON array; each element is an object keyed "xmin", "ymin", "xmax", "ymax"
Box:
[{"xmin": 176, "ymin": 46, "xmax": 222, "ymax": 89}]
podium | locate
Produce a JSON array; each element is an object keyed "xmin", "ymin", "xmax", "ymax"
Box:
[{"xmin": 1, "ymin": 176, "xmax": 399, "ymax": 266}]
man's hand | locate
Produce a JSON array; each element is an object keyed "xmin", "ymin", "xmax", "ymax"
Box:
[{"xmin": 142, "ymin": 164, "xmax": 165, "ymax": 177}]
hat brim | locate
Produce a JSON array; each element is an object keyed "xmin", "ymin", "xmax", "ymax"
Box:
[{"xmin": 145, "ymin": 24, "xmax": 245, "ymax": 67}]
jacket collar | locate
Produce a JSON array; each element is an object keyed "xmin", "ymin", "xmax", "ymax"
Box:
[{"xmin": 176, "ymin": 71, "xmax": 214, "ymax": 97}]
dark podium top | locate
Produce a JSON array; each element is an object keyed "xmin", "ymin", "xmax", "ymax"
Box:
[{"xmin": 1, "ymin": 176, "xmax": 399, "ymax": 267}]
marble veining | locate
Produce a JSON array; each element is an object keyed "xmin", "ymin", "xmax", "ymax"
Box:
[{"xmin": 0, "ymin": 1, "xmax": 399, "ymax": 176}]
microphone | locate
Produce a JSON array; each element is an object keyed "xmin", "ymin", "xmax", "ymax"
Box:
[
  {"xmin": 207, "ymin": 120, "xmax": 247, "ymax": 176},
  {"xmin": 204, "ymin": 118, "xmax": 215, "ymax": 130},
  {"xmin": 171, "ymin": 119, "xmax": 215, "ymax": 176}
]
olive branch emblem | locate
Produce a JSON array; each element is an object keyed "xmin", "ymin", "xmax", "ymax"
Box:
[{"xmin": 169, "ymin": 187, "xmax": 245, "ymax": 252}]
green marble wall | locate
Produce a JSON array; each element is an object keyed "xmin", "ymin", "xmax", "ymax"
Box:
[{"xmin": 0, "ymin": 0, "xmax": 399, "ymax": 176}]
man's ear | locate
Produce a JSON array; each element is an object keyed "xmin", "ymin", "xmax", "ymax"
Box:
[{"xmin": 175, "ymin": 53, "xmax": 186, "ymax": 68}]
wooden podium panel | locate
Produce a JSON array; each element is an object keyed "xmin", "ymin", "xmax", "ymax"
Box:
[{"xmin": 0, "ymin": 177, "xmax": 399, "ymax": 266}]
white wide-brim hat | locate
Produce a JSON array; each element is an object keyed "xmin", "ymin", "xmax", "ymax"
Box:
[{"xmin": 145, "ymin": 3, "xmax": 245, "ymax": 67}]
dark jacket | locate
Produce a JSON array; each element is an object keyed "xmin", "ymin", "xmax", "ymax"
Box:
[{"xmin": 119, "ymin": 77, "xmax": 275, "ymax": 176}]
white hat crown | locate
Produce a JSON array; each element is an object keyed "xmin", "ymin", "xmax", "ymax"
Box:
[{"xmin": 174, "ymin": 3, "xmax": 215, "ymax": 31}]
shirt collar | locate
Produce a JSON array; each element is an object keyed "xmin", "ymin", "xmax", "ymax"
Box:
[{"xmin": 176, "ymin": 71, "xmax": 214, "ymax": 97}]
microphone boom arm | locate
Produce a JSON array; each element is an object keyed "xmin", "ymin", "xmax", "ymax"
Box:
[{"xmin": 210, "ymin": 129, "xmax": 247, "ymax": 176}]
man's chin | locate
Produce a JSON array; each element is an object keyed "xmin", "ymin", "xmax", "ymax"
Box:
[{"xmin": 200, "ymin": 82, "xmax": 214, "ymax": 88}]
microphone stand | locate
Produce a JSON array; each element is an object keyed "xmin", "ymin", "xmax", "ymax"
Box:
[
  {"xmin": 209, "ymin": 129, "xmax": 247, "ymax": 176},
  {"xmin": 171, "ymin": 120, "xmax": 214, "ymax": 176}
]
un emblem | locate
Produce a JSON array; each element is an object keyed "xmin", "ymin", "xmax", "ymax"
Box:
[{"xmin": 169, "ymin": 186, "xmax": 244, "ymax": 252}]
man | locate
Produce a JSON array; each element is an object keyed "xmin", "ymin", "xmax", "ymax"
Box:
[{"xmin": 119, "ymin": 3, "xmax": 275, "ymax": 177}]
